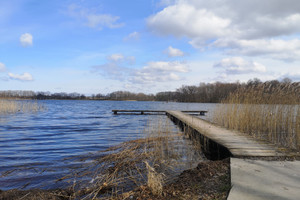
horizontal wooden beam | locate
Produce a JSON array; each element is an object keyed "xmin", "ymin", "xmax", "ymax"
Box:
[{"xmin": 112, "ymin": 110, "xmax": 208, "ymax": 115}]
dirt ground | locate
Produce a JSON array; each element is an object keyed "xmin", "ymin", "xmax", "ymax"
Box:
[
  {"xmin": 120, "ymin": 158, "xmax": 231, "ymax": 200},
  {"xmin": 0, "ymin": 158, "xmax": 230, "ymax": 200}
]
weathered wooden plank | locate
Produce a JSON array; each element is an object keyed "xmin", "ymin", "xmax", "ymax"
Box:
[
  {"xmin": 112, "ymin": 110, "xmax": 166, "ymax": 115},
  {"xmin": 112, "ymin": 110, "xmax": 166, "ymax": 112},
  {"xmin": 112, "ymin": 110, "xmax": 208, "ymax": 115},
  {"xmin": 166, "ymin": 110, "xmax": 286, "ymax": 158}
]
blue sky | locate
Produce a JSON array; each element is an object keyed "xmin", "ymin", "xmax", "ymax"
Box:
[{"xmin": 1, "ymin": 0, "xmax": 300, "ymax": 95}]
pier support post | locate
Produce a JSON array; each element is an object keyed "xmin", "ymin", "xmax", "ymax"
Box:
[{"xmin": 297, "ymin": 131, "xmax": 300, "ymax": 150}]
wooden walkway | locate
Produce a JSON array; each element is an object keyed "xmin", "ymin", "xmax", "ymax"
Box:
[
  {"xmin": 112, "ymin": 110, "xmax": 207, "ymax": 115},
  {"xmin": 166, "ymin": 111, "xmax": 286, "ymax": 158},
  {"xmin": 112, "ymin": 109, "xmax": 295, "ymax": 158},
  {"xmin": 113, "ymin": 110, "xmax": 299, "ymax": 199}
]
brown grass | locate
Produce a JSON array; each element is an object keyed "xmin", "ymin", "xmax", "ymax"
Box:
[
  {"xmin": 0, "ymin": 100, "xmax": 45, "ymax": 114},
  {"xmin": 213, "ymin": 81, "xmax": 300, "ymax": 150},
  {"xmin": 55, "ymin": 116, "xmax": 192, "ymax": 199},
  {"xmin": 0, "ymin": 115, "xmax": 227, "ymax": 200},
  {"xmin": 145, "ymin": 161, "xmax": 164, "ymax": 196}
]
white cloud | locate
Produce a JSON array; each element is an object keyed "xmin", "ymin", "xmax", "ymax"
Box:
[
  {"xmin": 67, "ymin": 4, "xmax": 124, "ymax": 30},
  {"xmin": 143, "ymin": 61, "xmax": 188, "ymax": 73},
  {"xmin": 240, "ymin": 14, "xmax": 300, "ymax": 39},
  {"xmin": 8, "ymin": 72, "xmax": 33, "ymax": 81},
  {"xmin": 174, "ymin": 0, "xmax": 300, "ymax": 39},
  {"xmin": 20, "ymin": 33, "xmax": 33, "ymax": 47},
  {"xmin": 147, "ymin": 0, "xmax": 300, "ymax": 60},
  {"xmin": 106, "ymin": 54, "xmax": 136, "ymax": 64},
  {"xmin": 93, "ymin": 58, "xmax": 188, "ymax": 85},
  {"xmin": 214, "ymin": 38, "xmax": 300, "ymax": 61},
  {"xmin": 214, "ymin": 57, "xmax": 266, "ymax": 75},
  {"xmin": 124, "ymin": 31, "xmax": 140, "ymax": 41},
  {"xmin": 147, "ymin": 3, "xmax": 230, "ymax": 42},
  {"xmin": 221, "ymin": 0, "xmax": 300, "ymax": 39},
  {"xmin": 0, "ymin": 62, "xmax": 6, "ymax": 72},
  {"xmin": 130, "ymin": 61, "xmax": 188, "ymax": 84},
  {"xmin": 107, "ymin": 54, "xmax": 125, "ymax": 62},
  {"xmin": 166, "ymin": 46, "xmax": 184, "ymax": 57},
  {"xmin": 86, "ymin": 14, "xmax": 124, "ymax": 29}
]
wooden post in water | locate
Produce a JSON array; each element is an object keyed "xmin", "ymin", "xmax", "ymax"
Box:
[{"xmin": 297, "ymin": 130, "xmax": 300, "ymax": 150}]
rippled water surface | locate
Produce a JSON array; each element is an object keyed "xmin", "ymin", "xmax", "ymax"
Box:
[{"xmin": 0, "ymin": 100, "xmax": 215, "ymax": 190}]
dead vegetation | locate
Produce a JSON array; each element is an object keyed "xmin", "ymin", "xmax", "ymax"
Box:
[
  {"xmin": 0, "ymin": 159, "xmax": 230, "ymax": 200},
  {"xmin": 213, "ymin": 81, "xmax": 300, "ymax": 150},
  {"xmin": 0, "ymin": 100, "xmax": 45, "ymax": 114},
  {"xmin": 0, "ymin": 116, "xmax": 230, "ymax": 200},
  {"xmin": 59, "ymin": 117, "xmax": 204, "ymax": 199}
]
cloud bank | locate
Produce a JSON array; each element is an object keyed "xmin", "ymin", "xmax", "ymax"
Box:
[
  {"xmin": 92, "ymin": 53, "xmax": 189, "ymax": 86},
  {"xmin": 214, "ymin": 57, "xmax": 266, "ymax": 75},
  {"xmin": 148, "ymin": 0, "xmax": 300, "ymax": 61},
  {"xmin": 130, "ymin": 61, "xmax": 188, "ymax": 84}
]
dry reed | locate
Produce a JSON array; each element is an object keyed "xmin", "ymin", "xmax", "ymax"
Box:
[
  {"xmin": 144, "ymin": 161, "xmax": 164, "ymax": 196},
  {"xmin": 0, "ymin": 100, "xmax": 45, "ymax": 114},
  {"xmin": 58, "ymin": 116, "xmax": 192, "ymax": 199},
  {"xmin": 213, "ymin": 81, "xmax": 300, "ymax": 149}
]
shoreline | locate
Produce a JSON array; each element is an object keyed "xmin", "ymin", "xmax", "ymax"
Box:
[{"xmin": 0, "ymin": 158, "xmax": 230, "ymax": 200}]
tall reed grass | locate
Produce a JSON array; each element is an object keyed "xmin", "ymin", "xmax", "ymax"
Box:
[
  {"xmin": 213, "ymin": 82, "xmax": 300, "ymax": 150},
  {"xmin": 0, "ymin": 100, "xmax": 45, "ymax": 114}
]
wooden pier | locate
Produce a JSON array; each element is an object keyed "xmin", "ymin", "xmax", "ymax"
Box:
[
  {"xmin": 113, "ymin": 109, "xmax": 295, "ymax": 159},
  {"xmin": 166, "ymin": 110, "xmax": 291, "ymax": 159},
  {"xmin": 113, "ymin": 109, "xmax": 300, "ymax": 199},
  {"xmin": 165, "ymin": 111, "xmax": 300, "ymax": 199},
  {"xmin": 112, "ymin": 110, "xmax": 207, "ymax": 116}
]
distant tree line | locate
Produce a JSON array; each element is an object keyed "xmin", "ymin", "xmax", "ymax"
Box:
[
  {"xmin": 0, "ymin": 90, "xmax": 154, "ymax": 101},
  {"xmin": 0, "ymin": 91, "xmax": 88, "ymax": 100},
  {"xmin": 156, "ymin": 82, "xmax": 240, "ymax": 102},
  {"xmin": 104, "ymin": 91, "xmax": 155, "ymax": 101},
  {"xmin": 0, "ymin": 78, "xmax": 298, "ymax": 103},
  {"xmin": 157, "ymin": 78, "xmax": 299, "ymax": 103}
]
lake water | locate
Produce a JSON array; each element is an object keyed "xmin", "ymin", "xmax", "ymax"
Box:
[{"xmin": 0, "ymin": 100, "xmax": 216, "ymax": 190}]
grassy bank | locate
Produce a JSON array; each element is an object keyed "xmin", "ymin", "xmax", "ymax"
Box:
[
  {"xmin": 0, "ymin": 100, "xmax": 45, "ymax": 114},
  {"xmin": 213, "ymin": 82, "xmax": 300, "ymax": 150}
]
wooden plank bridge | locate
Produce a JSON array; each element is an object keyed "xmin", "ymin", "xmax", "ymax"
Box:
[
  {"xmin": 166, "ymin": 110, "xmax": 289, "ymax": 158},
  {"xmin": 113, "ymin": 109, "xmax": 295, "ymax": 159},
  {"xmin": 113, "ymin": 109, "xmax": 300, "ymax": 199},
  {"xmin": 112, "ymin": 110, "xmax": 207, "ymax": 116}
]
